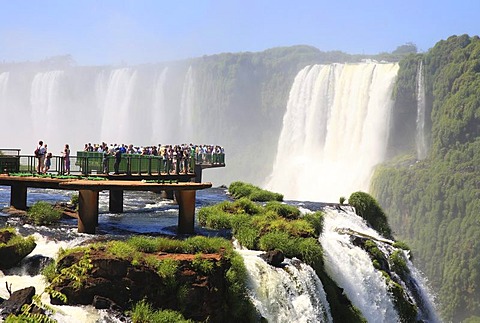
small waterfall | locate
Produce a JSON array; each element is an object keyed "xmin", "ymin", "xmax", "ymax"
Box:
[
  {"xmin": 98, "ymin": 68, "xmax": 138, "ymax": 144},
  {"xmin": 320, "ymin": 207, "xmax": 439, "ymax": 322},
  {"xmin": 0, "ymin": 233, "xmax": 99, "ymax": 322},
  {"xmin": 179, "ymin": 66, "xmax": 195, "ymax": 142},
  {"xmin": 320, "ymin": 208, "xmax": 399, "ymax": 323},
  {"xmin": 30, "ymin": 71, "xmax": 65, "ymax": 137},
  {"xmin": 416, "ymin": 60, "xmax": 427, "ymax": 160},
  {"xmin": 238, "ymin": 248, "xmax": 332, "ymax": 323},
  {"xmin": 267, "ymin": 62, "xmax": 399, "ymax": 202}
]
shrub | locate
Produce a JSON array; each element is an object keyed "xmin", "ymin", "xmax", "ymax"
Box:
[
  {"xmin": 233, "ymin": 197, "xmax": 262, "ymax": 215},
  {"xmin": 228, "ymin": 181, "xmax": 283, "ymax": 201},
  {"xmin": 130, "ymin": 300, "xmax": 193, "ymax": 323},
  {"xmin": 303, "ymin": 211, "xmax": 324, "ymax": 237},
  {"xmin": 339, "ymin": 196, "xmax": 346, "ymax": 204},
  {"xmin": 192, "ymin": 254, "xmax": 215, "ymax": 274},
  {"xmin": 27, "ymin": 201, "xmax": 62, "ymax": 225},
  {"xmin": 348, "ymin": 191, "xmax": 393, "ymax": 239},
  {"xmin": 389, "ymin": 250, "xmax": 410, "ymax": 278},
  {"xmin": 265, "ymin": 201, "xmax": 301, "ymax": 219}
]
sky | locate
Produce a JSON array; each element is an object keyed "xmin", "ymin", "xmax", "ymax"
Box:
[{"xmin": 0, "ymin": 0, "xmax": 479, "ymax": 66}]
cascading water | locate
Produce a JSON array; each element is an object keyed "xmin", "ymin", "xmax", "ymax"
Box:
[
  {"xmin": 416, "ymin": 60, "xmax": 427, "ymax": 160},
  {"xmin": 238, "ymin": 248, "xmax": 332, "ymax": 323},
  {"xmin": 266, "ymin": 62, "xmax": 399, "ymax": 202},
  {"xmin": 98, "ymin": 68, "xmax": 138, "ymax": 144},
  {"xmin": 179, "ymin": 66, "xmax": 195, "ymax": 143},
  {"xmin": 320, "ymin": 206, "xmax": 439, "ymax": 322},
  {"xmin": 30, "ymin": 71, "xmax": 65, "ymax": 137},
  {"xmin": 151, "ymin": 67, "xmax": 169, "ymax": 143}
]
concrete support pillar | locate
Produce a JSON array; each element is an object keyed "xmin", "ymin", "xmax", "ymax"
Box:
[
  {"xmin": 10, "ymin": 184, "xmax": 27, "ymax": 210},
  {"xmin": 194, "ymin": 165, "xmax": 202, "ymax": 183},
  {"xmin": 162, "ymin": 190, "xmax": 174, "ymax": 200},
  {"xmin": 109, "ymin": 189, "xmax": 124, "ymax": 213},
  {"xmin": 78, "ymin": 190, "xmax": 99, "ymax": 234},
  {"xmin": 175, "ymin": 190, "xmax": 196, "ymax": 234}
]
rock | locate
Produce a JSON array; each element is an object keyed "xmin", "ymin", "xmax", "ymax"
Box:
[
  {"xmin": 50, "ymin": 250, "xmax": 230, "ymax": 322},
  {"xmin": 93, "ymin": 295, "xmax": 116, "ymax": 310},
  {"xmin": 21, "ymin": 255, "xmax": 54, "ymax": 276},
  {"xmin": 259, "ymin": 249, "xmax": 285, "ymax": 267},
  {"xmin": 0, "ymin": 286, "xmax": 35, "ymax": 318},
  {"xmin": 0, "ymin": 244, "xmax": 37, "ymax": 270}
]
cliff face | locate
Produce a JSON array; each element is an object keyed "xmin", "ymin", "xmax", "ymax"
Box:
[
  {"xmin": 372, "ymin": 34, "xmax": 480, "ymax": 322},
  {"xmin": 50, "ymin": 249, "xmax": 232, "ymax": 322}
]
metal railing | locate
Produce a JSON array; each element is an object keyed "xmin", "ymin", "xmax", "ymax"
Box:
[{"xmin": 0, "ymin": 151, "xmax": 225, "ymax": 176}]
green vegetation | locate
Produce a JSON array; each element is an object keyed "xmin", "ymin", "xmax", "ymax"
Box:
[
  {"xmin": 0, "ymin": 227, "xmax": 36, "ymax": 256},
  {"xmin": 199, "ymin": 194, "xmax": 325, "ymax": 275},
  {"xmin": 45, "ymin": 235, "xmax": 256, "ymax": 322},
  {"xmin": 348, "ymin": 192, "xmax": 393, "ymax": 239},
  {"xmin": 372, "ymin": 34, "xmax": 480, "ymax": 322},
  {"xmin": 129, "ymin": 300, "xmax": 193, "ymax": 323},
  {"xmin": 228, "ymin": 181, "xmax": 283, "ymax": 201},
  {"xmin": 27, "ymin": 201, "xmax": 62, "ymax": 225}
]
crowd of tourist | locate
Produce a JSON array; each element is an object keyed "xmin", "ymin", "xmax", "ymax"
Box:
[{"xmin": 82, "ymin": 142, "xmax": 225, "ymax": 175}]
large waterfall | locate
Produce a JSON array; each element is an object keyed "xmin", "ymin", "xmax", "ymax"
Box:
[{"xmin": 266, "ymin": 62, "xmax": 399, "ymax": 202}]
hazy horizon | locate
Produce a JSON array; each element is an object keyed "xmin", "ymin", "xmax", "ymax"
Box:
[{"xmin": 1, "ymin": 0, "xmax": 479, "ymax": 66}]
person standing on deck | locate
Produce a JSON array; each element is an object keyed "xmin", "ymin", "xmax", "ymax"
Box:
[
  {"xmin": 114, "ymin": 147, "xmax": 122, "ymax": 174},
  {"xmin": 63, "ymin": 144, "xmax": 71, "ymax": 175},
  {"xmin": 35, "ymin": 141, "xmax": 46, "ymax": 174}
]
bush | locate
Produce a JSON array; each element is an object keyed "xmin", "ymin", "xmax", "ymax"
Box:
[
  {"xmin": 303, "ymin": 211, "xmax": 324, "ymax": 237},
  {"xmin": 27, "ymin": 201, "xmax": 62, "ymax": 225},
  {"xmin": 265, "ymin": 201, "xmax": 301, "ymax": 219},
  {"xmin": 348, "ymin": 191, "xmax": 393, "ymax": 239},
  {"xmin": 130, "ymin": 300, "xmax": 193, "ymax": 323},
  {"xmin": 228, "ymin": 181, "xmax": 283, "ymax": 201}
]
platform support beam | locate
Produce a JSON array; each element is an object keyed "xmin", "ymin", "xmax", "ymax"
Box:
[
  {"xmin": 78, "ymin": 190, "xmax": 99, "ymax": 234},
  {"xmin": 10, "ymin": 184, "xmax": 27, "ymax": 210},
  {"xmin": 109, "ymin": 189, "xmax": 124, "ymax": 213},
  {"xmin": 175, "ymin": 190, "xmax": 196, "ymax": 234}
]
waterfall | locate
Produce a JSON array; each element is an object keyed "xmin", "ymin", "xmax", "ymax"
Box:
[
  {"xmin": 320, "ymin": 208, "xmax": 399, "ymax": 323},
  {"xmin": 179, "ymin": 66, "xmax": 195, "ymax": 142},
  {"xmin": 320, "ymin": 207, "xmax": 439, "ymax": 322},
  {"xmin": 238, "ymin": 248, "xmax": 332, "ymax": 323},
  {"xmin": 416, "ymin": 60, "xmax": 427, "ymax": 160},
  {"xmin": 266, "ymin": 62, "xmax": 399, "ymax": 203},
  {"xmin": 151, "ymin": 67, "xmax": 169, "ymax": 143},
  {"xmin": 30, "ymin": 71, "xmax": 65, "ymax": 138},
  {"xmin": 0, "ymin": 233, "xmax": 100, "ymax": 322},
  {"xmin": 98, "ymin": 68, "xmax": 138, "ymax": 144}
]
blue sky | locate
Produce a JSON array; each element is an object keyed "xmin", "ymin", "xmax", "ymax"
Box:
[{"xmin": 0, "ymin": 0, "xmax": 479, "ymax": 65}]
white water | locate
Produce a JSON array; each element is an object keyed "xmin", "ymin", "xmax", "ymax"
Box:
[
  {"xmin": 151, "ymin": 67, "xmax": 169, "ymax": 143},
  {"xmin": 98, "ymin": 68, "xmax": 138, "ymax": 144},
  {"xmin": 0, "ymin": 232, "xmax": 99, "ymax": 323},
  {"xmin": 179, "ymin": 66, "xmax": 195, "ymax": 143},
  {"xmin": 320, "ymin": 207, "xmax": 400, "ymax": 322},
  {"xmin": 416, "ymin": 61, "xmax": 427, "ymax": 160},
  {"xmin": 267, "ymin": 62, "xmax": 399, "ymax": 202},
  {"xmin": 30, "ymin": 71, "xmax": 65, "ymax": 139},
  {"xmin": 238, "ymin": 248, "xmax": 332, "ymax": 323}
]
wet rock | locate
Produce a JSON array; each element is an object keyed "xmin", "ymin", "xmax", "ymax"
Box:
[
  {"xmin": 0, "ymin": 243, "xmax": 37, "ymax": 270},
  {"xmin": 259, "ymin": 249, "xmax": 285, "ymax": 267},
  {"xmin": 22, "ymin": 255, "xmax": 54, "ymax": 276},
  {"xmin": 93, "ymin": 295, "xmax": 116, "ymax": 310},
  {"xmin": 0, "ymin": 286, "xmax": 35, "ymax": 318}
]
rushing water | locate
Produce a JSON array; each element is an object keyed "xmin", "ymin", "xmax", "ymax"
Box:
[
  {"xmin": 416, "ymin": 60, "xmax": 427, "ymax": 160},
  {"xmin": 0, "ymin": 186, "xmax": 439, "ymax": 322},
  {"xmin": 267, "ymin": 62, "xmax": 399, "ymax": 202}
]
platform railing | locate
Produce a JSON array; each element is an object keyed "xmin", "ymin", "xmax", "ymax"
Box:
[{"xmin": 0, "ymin": 152, "xmax": 225, "ymax": 176}]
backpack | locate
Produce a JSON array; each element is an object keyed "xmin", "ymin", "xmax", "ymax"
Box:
[{"xmin": 34, "ymin": 148, "xmax": 40, "ymax": 158}]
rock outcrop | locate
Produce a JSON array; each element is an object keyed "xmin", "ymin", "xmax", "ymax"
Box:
[{"xmin": 50, "ymin": 249, "xmax": 231, "ymax": 322}]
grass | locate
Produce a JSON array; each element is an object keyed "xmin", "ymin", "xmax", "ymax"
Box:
[
  {"xmin": 228, "ymin": 181, "xmax": 283, "ymax": 201},
  {"xmin": 27, "ymin": 201, "xmax": 62, "ymax": 225}
]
